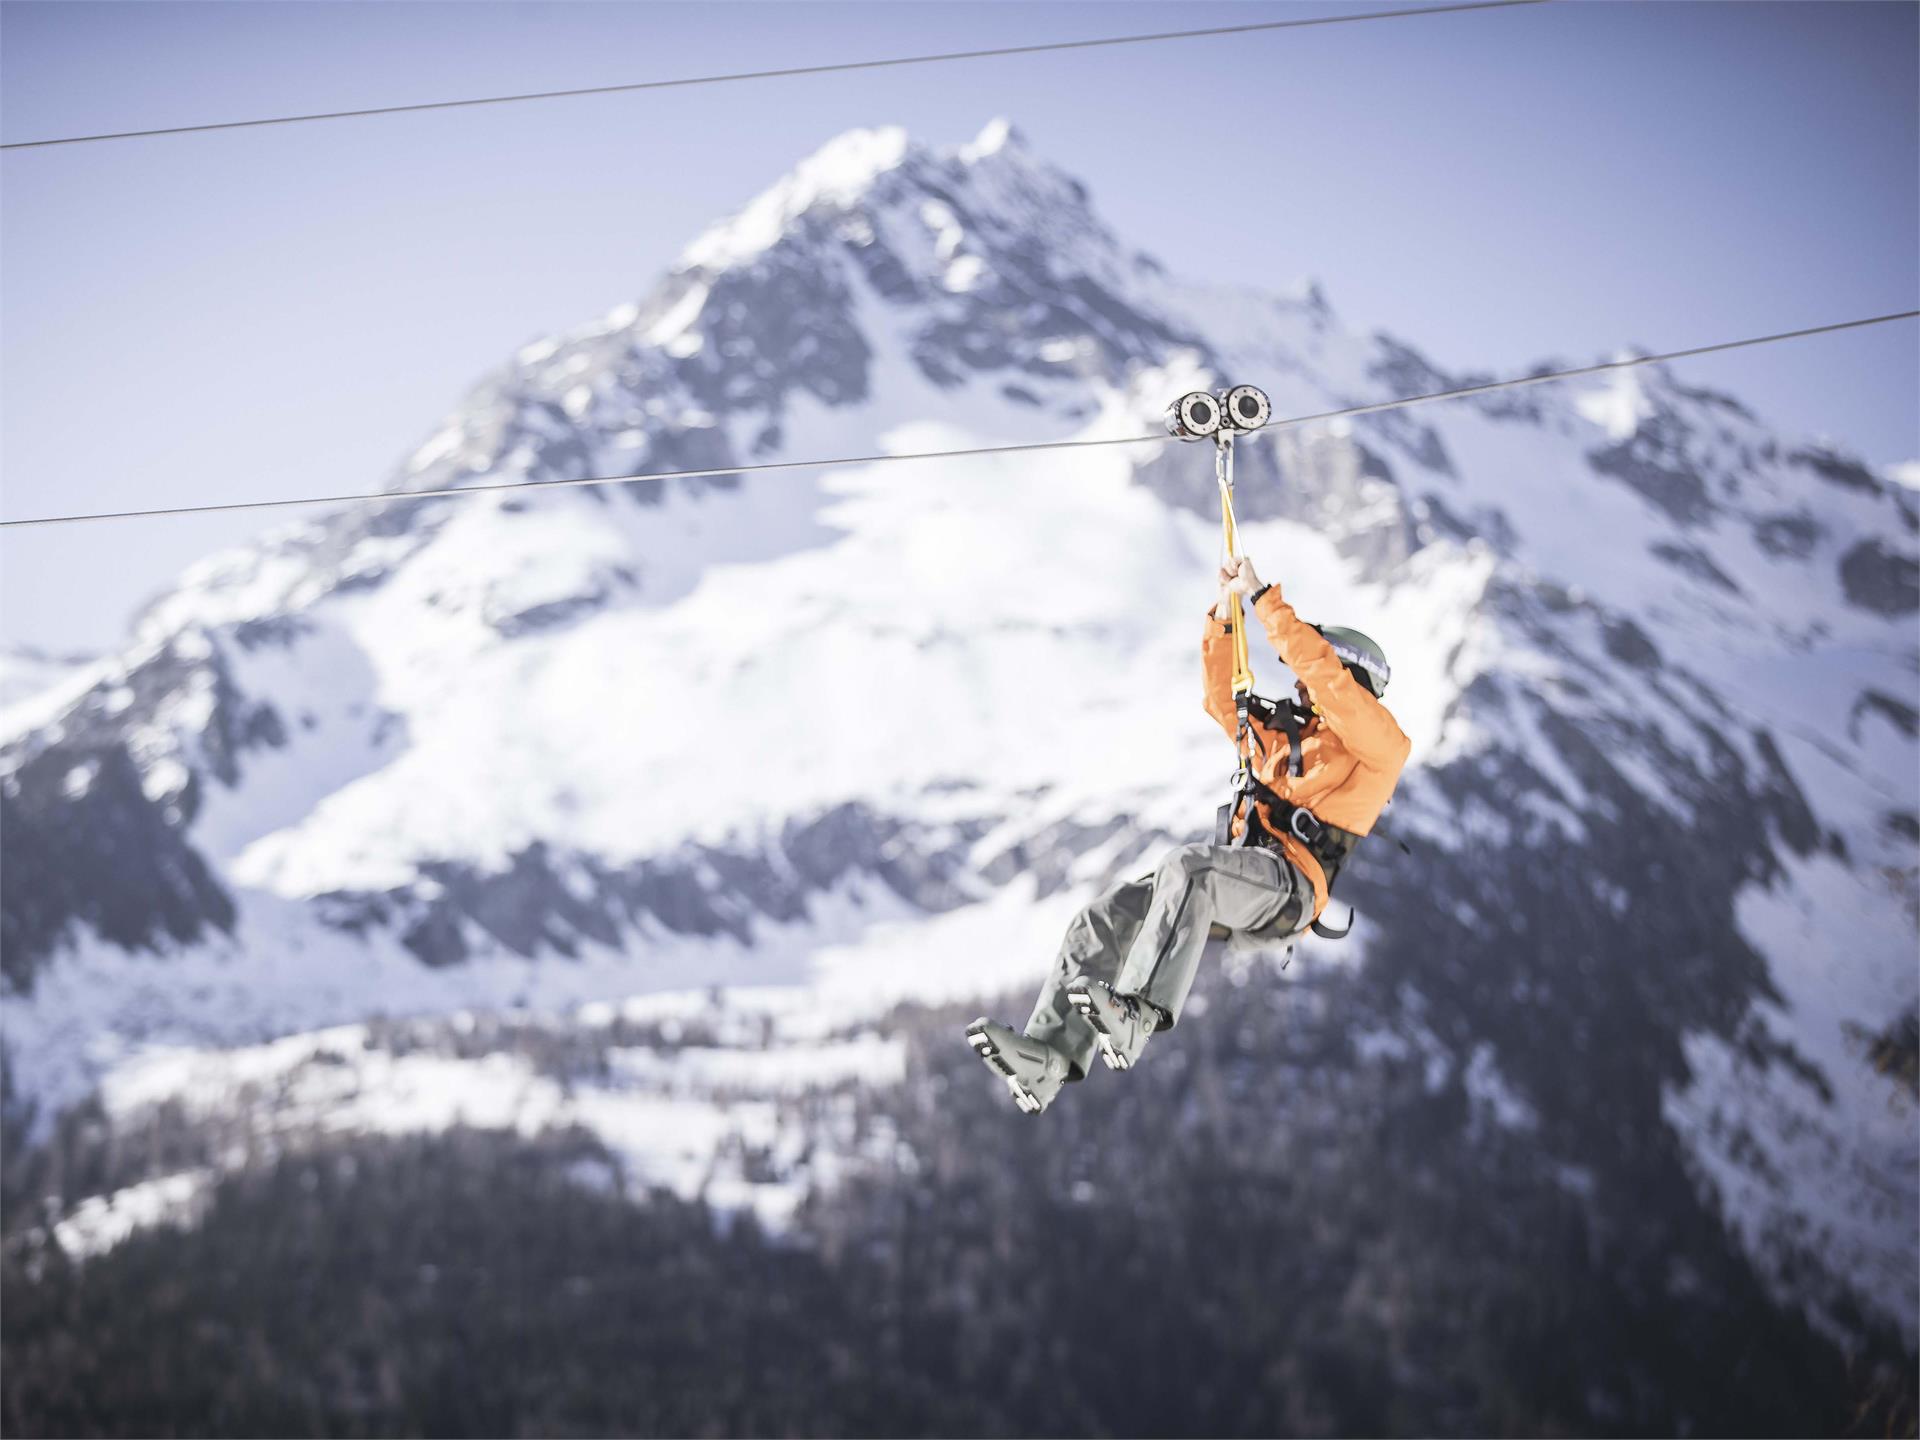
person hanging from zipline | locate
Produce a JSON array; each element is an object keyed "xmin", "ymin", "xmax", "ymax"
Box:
[{"xmin": 966, "ymin": 552, "xmax": 1411, "ymax": 1114}]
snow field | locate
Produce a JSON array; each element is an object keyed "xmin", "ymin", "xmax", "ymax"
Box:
[{"xmin": 49, "ymin": 883, "xmax": 1089, "ymax": 1260}]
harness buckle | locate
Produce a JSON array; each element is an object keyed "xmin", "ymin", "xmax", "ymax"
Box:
[{"xmin": 1289, "ymin": 807, "xmax": 1326, "ymax": 846}]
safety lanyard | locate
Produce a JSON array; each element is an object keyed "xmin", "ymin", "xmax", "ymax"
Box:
[
  {"xmin": 1216, "ymin": 434, "xmax": 1255, "ymax": 697},
  {"xmin": 1217, "ymin": 434, "xmax": 1259, "ymax": 812}
]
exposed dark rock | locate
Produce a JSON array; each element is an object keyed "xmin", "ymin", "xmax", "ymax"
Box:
[
  {"xmin": 1895, "ymin": 489, "xmax": 1919, "ymax": 534},
  {"xmin": 1377, "ymin": 412, "xmax": 1457, "ymax": 478},
  {"xmin": 230, "ymin": 616, "xmax": 311, "ymax": 652},
  {"xmin": 1366, "ymin": 331, "xmax": 1455, "ymax": 400},
  {"xmin": 486, "ymin": 568, "xmax": 637, "ymax": 637},
  {"xmin": 324, "ymin": 802, "xmax": 991, "ymax": 967},
  {"xmin": 1846, "ymin": 1008, "xmax": 1919, "ymax": 1100},
  {"xmin": 1416, "ymin": 491, "xmax": 1490, "ymax": 546},
  {"xmin": 1588, "ymin": 417, "xmax": 1716, "ymax": 527},
  {"xmin": 683, "ymin": 244, "xmax": 872, "ymax": 414},
  {"xmin": 1, "ymin": 745, "xmax": 232, "ymax": 991},
  {"xmin": 0, "ymin": 632, "xmax": 290, "ymax": 986},
  {"xmin": 1838, "ymin": 537, "xmax": 1920, "ymax": 615},
  {"xmin": 1651, "ymin": 541, "xmax": 1744, "ymax": 595},
  {"xmin": 1751, "ymin": 510, "xmax": 1822, "ymax": 558},
  {"xmin": 1789, "ymin": 445, "xmax": 1880, "ymax": 494},
  {"xmin": 399, "ymin": 907, "xmax": 468, "ymax": 970},
  {"xmin": 1852, "ymin": 689, "xmax": 1920, "ymax": 740},
  {"xmin": 1752, "ymin": 729, "xmax": 1821, "ymax": 857},
  {"xmin": 1131, "ymin": 419, "xmax": 1417, "ymax": 577},
  {"xmin": 1601, "ymin": 617, "xmax": 1662, "ymax": 671},
  {"xmin": 979, "ymin": 813, "xmax": 1133, "ymax": 896},
  {"xmin": 1669, "ymin": 378, "xmax": 1757, "ymax": 420},
  {"xmin": 197, "ymin": 669, "xmax": 286, "ymax": 790}
]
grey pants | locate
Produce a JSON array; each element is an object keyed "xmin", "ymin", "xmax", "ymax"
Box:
[{"xmin": 1025, "ymin": 841, "xmax": 1305, "ymax": 1079}]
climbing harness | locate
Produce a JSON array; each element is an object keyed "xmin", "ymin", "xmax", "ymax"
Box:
[
  {"xmin": 1172, "ymin": 382, "xmax": 1356, "ymax": 943},
  {"xmin": 1214, "ymin": 754, "xmax": 1362, "ymax": 940}
]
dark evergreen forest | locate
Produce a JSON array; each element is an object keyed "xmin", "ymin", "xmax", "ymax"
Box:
[{"xmin": 5, "ymin": 982, "xmax": 1913, "ymax": 1439}]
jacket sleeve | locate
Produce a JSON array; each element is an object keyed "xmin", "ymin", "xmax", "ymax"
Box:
[
  {"xmin": 1201, "ymin": 611, "xmax": 1240, "ymax": 741},
  {"xmin": 1251, "ymin": 586, "xmax": 1411, "ymax": 772}
]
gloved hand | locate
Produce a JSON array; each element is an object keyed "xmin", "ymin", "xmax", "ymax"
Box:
[
  {"xmin": 1213, "ymin": 564, "xmax": 1237, "ymax": 619},
  {"xmin": 1222, "ymin": 555, "xmax": 1264, "ymax": 598}
]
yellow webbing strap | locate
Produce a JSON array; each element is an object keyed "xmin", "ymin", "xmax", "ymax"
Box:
[
  {"xmin": 1215, "ymin": 436, "xmax": 1259, "ymax": 840},
  {"xmin": 1216, "ymin": 442, "xmax": 1255, "ymax": 696}
]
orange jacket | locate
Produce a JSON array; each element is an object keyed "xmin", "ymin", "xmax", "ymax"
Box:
[{"xmin": 1202, "ymin": 586, "xmax": 1412, "ymax": 917}]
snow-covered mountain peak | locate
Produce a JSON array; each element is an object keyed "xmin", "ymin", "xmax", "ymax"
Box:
[
  {"xmin": 959, "ymin": 115, "xmax": 1024, "ymax": 160},
  {"xmin": 673, "ymin": 117, "xmax": 1102, "ymax": 281},
  {"xmin": 1571, "ymin": 358, "xmax": 1655, "ymax": 441},
  {"xmin": 668, "ymin": 117, "xmax": 1128, "ymax": 311},
  {"xmin": 680, "ymin": 124, "xmax": 913, "ymax": 270}
]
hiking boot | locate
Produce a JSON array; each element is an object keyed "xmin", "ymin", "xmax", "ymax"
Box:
[
  {"xmin": 965, "ymin": 1019, "xmax": 1069, "ymax": 1115},
  {"xmin": 1066, "ymin": 980, "xmax": 1162, "ymax": 1071}
]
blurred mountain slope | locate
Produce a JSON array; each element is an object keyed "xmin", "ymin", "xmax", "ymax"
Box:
[{"xmin": 1, "ymin": 121, "xmax": 1913, "ymax": 1372}]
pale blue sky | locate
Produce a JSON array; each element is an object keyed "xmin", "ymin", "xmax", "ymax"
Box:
[{"xmin": 3, "ymin": 0, "xmax": 1916, "ymax": 653}]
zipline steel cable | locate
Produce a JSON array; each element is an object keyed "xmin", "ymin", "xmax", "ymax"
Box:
[
  {"xmin": 4, "ymin": 310, "xmax": 1912, "ymax": 531},
  {"xmin": 2, "ymin": 0, "xmax": 1550, "ymax": 151}
]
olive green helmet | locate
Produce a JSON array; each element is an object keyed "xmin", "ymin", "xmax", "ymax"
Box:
[{"xmin": 1317, "ymin": 626, "xmax": 1392, "ymax": 697}]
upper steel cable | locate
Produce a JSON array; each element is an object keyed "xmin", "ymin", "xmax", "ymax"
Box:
[
  {"xmin": 1, "ymin": 1, "xmax": 1550, "ymax": 151},
  {"xmin": 2, "ymin": 309, "xmax": 1911, "ymax": 530}
]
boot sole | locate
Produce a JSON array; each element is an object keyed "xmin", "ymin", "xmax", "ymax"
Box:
[
  {"xmin": 965, "ymin": 1022, "xmax": 1045, "ymax": 1114},
  {"xmin": 1066, "ymin": 986, "xmax": 1132, "ymax": 1071}
]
